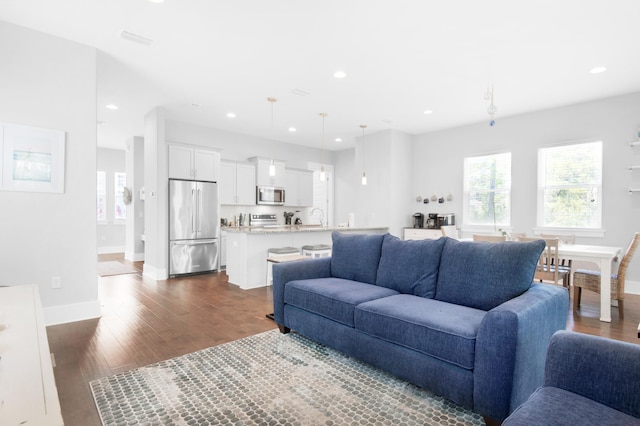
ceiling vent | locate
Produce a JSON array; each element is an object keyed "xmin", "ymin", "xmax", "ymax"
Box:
[{"xmin": 119, "ymin": 30, "xmax": 155, "ymax": 47}]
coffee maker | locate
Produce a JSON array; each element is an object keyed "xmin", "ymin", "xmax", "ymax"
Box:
[
  {"xmin": 412, "ymin": 213, "xmax": 424, "ymax": 228},
  {"xmin": 426, "ymin": 213, "xmax": 438, "ymax": 229}
]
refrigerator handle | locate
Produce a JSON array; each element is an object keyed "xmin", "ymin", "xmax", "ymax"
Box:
[
  {"xmin": 197, "ymin": 188, "xmax": 202, "ymax": 232},
  {"xmin": 192, "ymin": 189, "xmax": 196, "ymax": 232}
]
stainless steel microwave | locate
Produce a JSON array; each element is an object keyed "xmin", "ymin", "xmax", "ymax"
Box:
[{"xmin": 256, "ymin": 186, "xmax": 285, "ymax": 205}]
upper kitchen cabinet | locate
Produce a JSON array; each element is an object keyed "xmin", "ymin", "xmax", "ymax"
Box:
[
  {"xmin": 169, "ymin": 144, "xmax": 220, "ymax": 181},
  {"xmin": 220, "ymin": 160, "xmax": 256, "ymax": 205},
  {"xmin": 285, "ymin": 168, "xmax": 314, "ymax": 207},
  {"xmin": 249, "ymin": 157, "xmax": 286, "ymax": 187}
]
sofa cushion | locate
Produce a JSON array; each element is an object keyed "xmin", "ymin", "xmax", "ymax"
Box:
[
  {"xmin": 503, "ymin": 386, "xmax": 640, "ymax": 425},
  {"xmin": 375, "ymin": 234, "xmax": 445, "ymax": 297},
  {"xmin": 330, "ymin": 232, "xmax": 385, "ymax": 285},
  {"xmin": 284, "ymin": 277, "xmax": 399, "ymax": 327},
  {"xmin": 435, "ymin": 238, "xmax": 545, "ymax": 311},
  {"xmin": 355, "ymin": 294, "xmax": 486, "ymax": 370}
]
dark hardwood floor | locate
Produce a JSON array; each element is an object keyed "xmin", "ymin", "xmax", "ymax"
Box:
[{"xmin": 48, "ymin": 255, "xmax": 640, "ymax": 425}]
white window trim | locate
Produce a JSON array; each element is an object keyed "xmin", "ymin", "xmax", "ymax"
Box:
[{"xmin": 536, "ymin": 139, "xmax": 603, "ymax": 232}]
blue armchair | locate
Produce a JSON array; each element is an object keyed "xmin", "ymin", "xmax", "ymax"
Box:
[{"xmin": 503, "ymin": 330, "xmax": 640, "ymax": 425}]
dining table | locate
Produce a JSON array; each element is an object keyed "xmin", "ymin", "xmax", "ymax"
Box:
[{"xmin": 556, "ymin": 243, "xmax": 623, "ymax": 322}]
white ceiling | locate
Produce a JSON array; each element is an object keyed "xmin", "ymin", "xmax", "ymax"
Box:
[{"xmin": 2, "ymin": 0, "xmax": 640, "ymax": 151}]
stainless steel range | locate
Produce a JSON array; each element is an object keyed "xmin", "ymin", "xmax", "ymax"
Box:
[{"xmin": 249, "ymin": 214, "xmax": 278, "ymax": 227}]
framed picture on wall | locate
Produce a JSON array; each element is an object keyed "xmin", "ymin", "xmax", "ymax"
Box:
[{"xmin": 1, "ymin": 122, "xmax": 66, "ymax": 193}]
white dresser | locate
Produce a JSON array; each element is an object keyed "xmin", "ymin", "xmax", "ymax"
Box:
[
  {"xmin": 403, "ymin": 228, "xmax": 443, "ymax": 240},
  {"xmin": 0, "ymin": 285, "xmax": 63, "ymax": 425}
]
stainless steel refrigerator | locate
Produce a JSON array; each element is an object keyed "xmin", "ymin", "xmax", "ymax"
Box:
[{"xmin": 169, "ymin": 179, "xmax": 219, "ymax": 276}]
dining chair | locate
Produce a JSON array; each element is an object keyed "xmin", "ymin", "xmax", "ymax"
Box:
[
  {"xmin": 441, "ymin": 225, "xmax": 459, "ymax": 239},
  {"xmin": 573, "ymin": 232, "xmax": 640, "ymax": 319},
  {"xmin": 541, "ymin": 233, "xmax": 576, "ymax": 287},
  {"xmin": 472, "ymin": 234, "xmax": 507, "ymax": 242},
  {"xmin": 519, "ymin": 237, "xmax": 570, "ymax": 287}
]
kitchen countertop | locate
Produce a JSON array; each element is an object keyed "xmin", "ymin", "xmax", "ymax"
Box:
[{"xmin": 223, "ymin": 225, "xmax": 388, "ymax": 234}]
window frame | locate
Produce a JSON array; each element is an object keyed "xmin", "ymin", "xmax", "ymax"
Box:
[
  {"xmin": 97, "ymin": 170, "xmax": 107, "ymax": 224},
  {"xmin": 462, "ymin": 151, "xmax": 512, "ymax": 231},
  {"xmin": 535, "ymin": 140, "xmax": 604, "ymax": 237},
  {"xmin": 114, "ymin": 172, "xmax": 127, "ymax": 222}
]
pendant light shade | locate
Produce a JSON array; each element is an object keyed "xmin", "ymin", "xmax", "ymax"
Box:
[
  {"xmin": 319, "ymin": 113, "xmax": 328, "ymax": 181},
  {"xmin": 267, "ymin": 97, "xmax": 277, "ymax": 176},
  {"xmin": 360, "ymin": 124, "xmax": 367, "ymax": 185}
]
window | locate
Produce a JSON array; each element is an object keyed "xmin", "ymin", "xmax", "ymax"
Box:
[
  {"xmin": 538, "ymin": 141, "xmax": 602, "ymax": 229},
  {"xmin": 97, "ymin": 171, "xmax": 106, "ymax": 222},
  {"xmin": 463, "ymin": 152, "xmax": 511, "ymax": 227},
  {"xmin": 114, "ymin": 172, "xmax": 127, "ymax": 221}
]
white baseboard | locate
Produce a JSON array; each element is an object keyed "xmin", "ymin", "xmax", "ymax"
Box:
[
  {"xmin": 626, "ymin": 279, "xmax": 640, "ymax": 295},
  {"xmin": 124, "ymin": 251, "xmax": 145, "ymax": 262},
  {"xmin": 43, "ymin": 299, "xmax": 101, "ymax": 326},
  {"xmin": 97, "ymin": 245, "xmax": 126, "ymax": 254},
  {"xmin": 143, "ymin": 264, "xmax": 167, "ymax": 281}
]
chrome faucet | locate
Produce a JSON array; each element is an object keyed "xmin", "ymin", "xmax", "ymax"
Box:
[{"xmin": 310, "ymin": 207, "xmax": 325, "ymax": 228}]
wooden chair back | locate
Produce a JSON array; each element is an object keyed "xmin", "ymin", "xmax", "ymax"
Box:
[
  {"xmin": 472, "ymin": 234, "xmax": 506, "ymax": 242},
  {"xmin": 441, "ymin": 225, "xmax": 459, "ymax": 239},
  {"xmin": 519, "ymin": 237, "xmax": 568, "ymax": 286}
]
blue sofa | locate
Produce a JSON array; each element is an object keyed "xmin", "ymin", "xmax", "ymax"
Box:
[
  {"xmin": 273, "ymin": 232, "xmax": 569, "ymax": 423},
  {"xmin": 503, "ymin": 331, "xmax": 640, "ymax": 425}
]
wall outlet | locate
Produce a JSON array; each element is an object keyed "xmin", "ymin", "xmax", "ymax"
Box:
[{"xmin": 51, "ymin": 276, "xmax": 62, "ymax": 289}]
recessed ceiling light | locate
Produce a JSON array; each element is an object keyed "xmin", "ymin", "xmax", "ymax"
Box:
[
  {"xmin": 148, "ymin": 0, "xmax": 164, "ymax": 3},
  {"xmin": 333, "ymin": 71, "xmax": 347, "ymax": 79},
  {"xmin": 424, "ymin": 110, "xmax": 433, "ymax": 115},
  {"xmin": 105, "ymin": 104, "xmax": 118, "ymax": 110},
  {"xmin": 335, "ymin": 138, "xmax": 343, "ymax": 143},
  {"xmin": 226, "ymin": 112, "xmax": 236, "ymax": 118},
  {"xmin": 288, "ymin": 127, "xmax": 296, "ymax": 132},
  {"xmin": 590, "ymin": 67, "xmax": 607, "ymax": 74}
]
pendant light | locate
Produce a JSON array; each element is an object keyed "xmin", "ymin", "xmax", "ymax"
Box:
[
  {"xmin": 360, "ymin": 124, "xmax": 367, "ymax": 185},
  {"xmin": 319, "ymin": 113, "xmax": 328, "ymax": 181},
  {"xmin": 267, "ymin": 97, "xmax": 277, "ymax": 176}
]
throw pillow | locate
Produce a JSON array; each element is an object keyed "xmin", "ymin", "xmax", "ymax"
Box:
[
  {"xmin": 376, "ymin": 234, "xmax": 445, "ymax": 297},
  {"xmin": 435, "ymin": 238, "xmax": 545, "ymax": 311},
  {"xmin": 330, "ymin": 231, "xmax": 385, "ymax": 284}
]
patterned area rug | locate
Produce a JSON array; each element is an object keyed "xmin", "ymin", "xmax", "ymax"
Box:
[{"xmin": 90, "ymin": 330, "xmax": 484, "ymax": 426}]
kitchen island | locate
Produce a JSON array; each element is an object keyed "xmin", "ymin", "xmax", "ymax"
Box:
[{"xmin": 225, "ymin": 225, "xmax": 388, "ymax": 289}]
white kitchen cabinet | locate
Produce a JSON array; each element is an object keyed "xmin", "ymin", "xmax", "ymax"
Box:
[
  {"xmin": 219, "ymin": 230, "xmax": 227, "ymax": 270},
  {"xmin": 220, "ymin": 160, "xmax": 256, "ymax": 205},
  {"xmin": 285, "ymin": 168, "xmax": 314, "ymax": 206},
  {"xmin": 250, "ymin": 157, "xmax": 286, "ymax": 187},
  {"xmin": 403, "ymin": 228, "xmax": 443, "ymax": 240},
  {"xmin": 169, "ymin": 144, "xmax": 220, "ymax": 181}
]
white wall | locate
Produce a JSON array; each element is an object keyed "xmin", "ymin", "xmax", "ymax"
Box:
[
  {"xmin": 97, "ymin": 147, "xmax": 126, "ymax": 253},
  {"xmin": 335, "ymin": 129, "xmax": 414, "ymax": 237},
  {"xmin": 125, "ymin": 136, "xmax": 145, "ymax": 261},
  {"xmin": 412, "ymin": 92, "xmax": 640, "ymax": 287},
  {"xmin": 0, "ymin": 22, "xmax": 100, "ymax": 324}
]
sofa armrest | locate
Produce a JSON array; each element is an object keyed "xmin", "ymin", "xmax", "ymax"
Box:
[
  {"xmin": 474, "ymin": 284, "xmax": 568, "ymax": 421},
  {"xmin": 544, "ymin": 330, "xmax": 640, "ymax": 418},
  {"xmin": 272, "ymin": 257, "xmax": 332, "ymax": 326}
]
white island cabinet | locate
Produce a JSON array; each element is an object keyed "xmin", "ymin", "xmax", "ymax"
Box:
[
  {"xmin": 0, "ymin": 285, "xmax": 63, "ymax": 425},
  {"xmin": 225, "ymin": 226, "xmax": 388, "ymax": 289}
]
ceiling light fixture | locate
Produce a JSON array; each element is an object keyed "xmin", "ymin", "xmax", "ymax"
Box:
[
  {"xmin": 424, "ymin": 110, "xmax": 433, "ymax": 115},
  {"xmin": 360, "ymin": 125, "xmax": 367, "ymax": 186},
  {"xmin": 484, "ymin": 85, "xmax": 497, "ymax": 126},
  {"xmin": 590, "ymin": 66, "xmax": 607, "ymax": 74},
  {"xmin": 267, "ymin": 97, "xmax": 277, "ymax": 176},
  {"xmin": 148, "ymin": 0, "xmax": 165, "ymax": 3},
  {"xmin": 288, "ymin": 127, "xmax": 296, "ymax": 132},
  {"xmin": 226, "ymin": 112, "xmax": 236, "ymax": 118},
  {"xmin": 333, "ymin": 71, "xmax": 346, "ymax": 79},
  {"xmin": 335, "ymin": 138, "xmax": 342, "ymax": 143},
  {"xmin": 105, "ymin": 104, "xmax": 119, "ymax": 110},
  {"xmin": 319, "ymin": 113, "xmax": 328, "ymax": 181}
]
